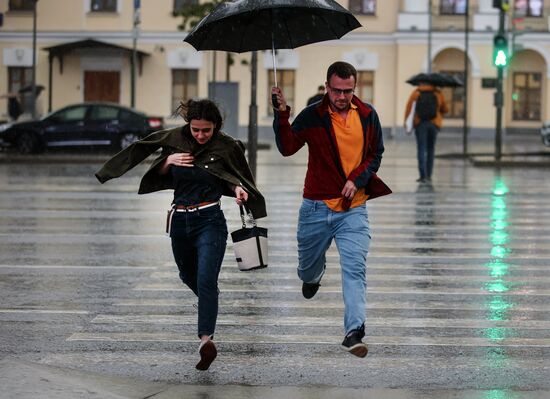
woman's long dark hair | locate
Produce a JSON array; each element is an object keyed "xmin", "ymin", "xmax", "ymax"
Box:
[{"xmin": 175, "ymin": 99, "xmax": 223, "ymax": 134}]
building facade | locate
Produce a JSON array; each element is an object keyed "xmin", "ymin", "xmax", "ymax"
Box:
[{"xmin": 1, "ymin": 0, "xmax": 549, "ymax": 140}]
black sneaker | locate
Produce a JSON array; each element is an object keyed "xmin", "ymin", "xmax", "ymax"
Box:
[
  {"xmin": 196, "ymin": 339, "xmax": 217, "ymax": 370},
  {"xmin": 341, "ymin": 326, "xmax": 368, "ymax": 358},
  {"xmin": 302, "ymin": 282, "xmax": 320, "ymax": 299}
]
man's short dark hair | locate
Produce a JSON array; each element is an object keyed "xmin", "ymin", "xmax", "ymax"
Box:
[
  {"xmin": 177, "ymin": 99, "xmax": 223, "ymax": 134},
  {"xmin": 326, "ymin": 61, "xmax": 357, "ymax": 83}
]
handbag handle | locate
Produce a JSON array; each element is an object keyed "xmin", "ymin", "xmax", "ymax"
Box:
[{"xmin": 239, "ymin": 204, "xmax": 256, "ymax": 228}]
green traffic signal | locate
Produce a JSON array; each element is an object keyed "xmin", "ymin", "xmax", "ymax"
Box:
[
  {"xmin": 495, "ymin": 50, "xmax": 507, "ymax": 67},
  {"xmin": 493, "ymin": 34, "xmax": 508, "ymax": 67}
]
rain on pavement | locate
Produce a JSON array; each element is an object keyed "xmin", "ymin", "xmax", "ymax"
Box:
[{"xmin": 0, "ymin": 135, "xmax": 550, "ymax": 398}]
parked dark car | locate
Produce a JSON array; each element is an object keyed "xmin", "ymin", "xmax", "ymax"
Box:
[
  {"xmin": 542, "ymin": 120, "xmax": 550, "ymax": 147},
  {"xmin": 0, "ymin": 102, "xmax": 163, "ymax": 154}
]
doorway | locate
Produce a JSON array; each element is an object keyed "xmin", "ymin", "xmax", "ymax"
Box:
[{"xmin": 84, "ymin": 71, "xmax": 120, "ymax": 103}]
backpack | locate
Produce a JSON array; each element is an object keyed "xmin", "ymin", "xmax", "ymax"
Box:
[{"xmin": 415, "ymin": 90, "xmax": 438, "ymax": 121}]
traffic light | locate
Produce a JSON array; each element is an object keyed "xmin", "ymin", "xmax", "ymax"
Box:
[
  {"xmin": 493, "ymin": 34, "xmax": 508, "ymax": 68},
  {"xmin": 493, "ymin": 0, "xmax": 510, "ymax": 11}
]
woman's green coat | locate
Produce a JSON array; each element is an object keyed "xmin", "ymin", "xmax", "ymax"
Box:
[{"xmin": 95, "ymin": 125, "xmax": 267, "ymax": 219}]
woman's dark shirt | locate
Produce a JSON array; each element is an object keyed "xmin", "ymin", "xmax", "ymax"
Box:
[{"xmin": 171, "ymin": 165, "xmax": 224, "ymax": 206}]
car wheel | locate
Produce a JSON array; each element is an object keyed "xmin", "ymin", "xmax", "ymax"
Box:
[
  {"xmin": 543, "ymin": 136, "xmax": 550, "ymax": 147},
  {"xmin": 16, "ymin": 132, "xmax": 39, "ymax": 154},
  {"xmin": 118, "ymin": 133, "xmax": 140, "ymax": 150}
]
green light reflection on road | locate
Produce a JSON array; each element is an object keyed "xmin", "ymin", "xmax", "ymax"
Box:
[
  {"xmin": 484, "ymin": 261, "xmax": 510, "ymax": 278},
  {"xmin": 491, "ymin": 220, "xmax": 509, "ymax": 230},
  {"xmin": 487, "ymin": 295, "xmax": 513, "ymax": 319},
  {"xmin": 490, "ymin": 230, "xmax": 510, "ymax": 246},
  {"xmin": 492, "ymin": 179, "xmax": 509, "ymax": 196},
  {"xmin": 484, "ymin": 389, "xmax": 508, "ymax": 399},
  {"xmin": 484, "ymin": 280, "xmax": 510, "ymax": 293},
  {"xmin": 483, "ymin": 176, "xmax": 514, "ymax": 346},
  {"xmin": 490, "ymin": 245, "xmax": 511, "ymax": 258}
]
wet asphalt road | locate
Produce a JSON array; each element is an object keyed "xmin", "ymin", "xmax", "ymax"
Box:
[{"xmin": 1, "ymin": 136, "xmax": 550, "ymax": 398}]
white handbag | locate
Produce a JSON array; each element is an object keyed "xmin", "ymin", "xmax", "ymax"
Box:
[{"xmin": 230, "ymin": 205, "xmax": 268, "ymax": 271}]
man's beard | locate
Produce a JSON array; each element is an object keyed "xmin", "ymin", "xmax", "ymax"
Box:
[{"xmin": 330, "ymin": 98, "xmax": 350, "ymax": 112}]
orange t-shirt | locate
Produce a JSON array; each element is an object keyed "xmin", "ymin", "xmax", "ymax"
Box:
[{"xmin": 324, "ymin": 103, "xmax": 369, "ymax": 211}]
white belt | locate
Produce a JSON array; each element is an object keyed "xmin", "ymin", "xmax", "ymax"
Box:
[{"xmin": 173, "ymin": 201, "xmax": 220, "ymax": 213}]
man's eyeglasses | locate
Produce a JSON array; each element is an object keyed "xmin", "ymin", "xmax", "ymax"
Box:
[{"xmin": 328, "ymin": 85, "xmax": 354, "ymax": 96}]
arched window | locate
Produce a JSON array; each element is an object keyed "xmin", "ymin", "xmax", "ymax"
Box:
[{"xmin": 512, "ymin": 72, "xmax": 541, "ymax": 121}]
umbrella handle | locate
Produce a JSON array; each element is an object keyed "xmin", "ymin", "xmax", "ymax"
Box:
[{"xmin": 271, "ymin": 93, "xmax": 280, "ymax": 109}]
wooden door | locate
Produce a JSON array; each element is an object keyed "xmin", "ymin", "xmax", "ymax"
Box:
[{"xmin": 84, "ymin": 71, "xmax": 120, "ymax": 103}]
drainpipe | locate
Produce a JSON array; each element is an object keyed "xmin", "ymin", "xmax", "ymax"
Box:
[{"xmin": 427, "ymin": 0, "xmax": 432, "ymax": 72}]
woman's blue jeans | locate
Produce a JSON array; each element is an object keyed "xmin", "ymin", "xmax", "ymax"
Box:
[
  {"xmin": 415, "ymin": 121, "xmax": 439, "ymax": 179},
  {"xmin": 297, "ymin": 199, "xmax": 371, "ymax": 334},
  {"xmin": 170, "ymin": 205, "xmax": 227, "ymax": 337}
]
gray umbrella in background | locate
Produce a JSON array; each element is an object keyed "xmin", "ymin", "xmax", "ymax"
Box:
[
  {"xmin": 183, "ymin": 0, "xmax": 362, "ymax": 177},
  {"xmin": 18, "ymin": 84, "xmax": 45, "ymax": 96}
]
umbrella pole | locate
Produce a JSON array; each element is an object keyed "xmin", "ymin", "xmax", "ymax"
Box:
[
  {"xmin": 270, "ymin": 38, "xmax": 280, "ymax": 109},
  {"xmin": 272, "ymin": 40, "xmax": 278, "ymax": 87}
]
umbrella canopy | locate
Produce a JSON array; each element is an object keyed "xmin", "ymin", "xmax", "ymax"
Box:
[
  {"xmin": 407, "ymin": 72, "xmax": 463, "ymax": 88},
  {"xmin": 184, "ymin": 0, "xmax": 362, "ymax": 54},
  {"xmin": 18, "ymin": 84, "xmax": 46, "ymax": 95}
]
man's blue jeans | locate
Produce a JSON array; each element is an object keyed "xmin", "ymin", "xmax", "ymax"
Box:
[
  {"xmin": 297, "ymin": 199, "xmax": 371, "ymax": 334},
  {"xmin": 415, "ymin": 121, "xmax": 439, "ymax": 179},
  {"xmin": 170, "ymin": 206, "xmax": 227, "ymax": 337}
]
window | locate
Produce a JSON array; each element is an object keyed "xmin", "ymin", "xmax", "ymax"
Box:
[
  {"xmin": 8, "ymin": 67, "xmax": 32, "ymax": 113},
  {"xmin": 173, "ymin": 0, "xmax": 198, "ymax": 13},
  {"xmin": 439, "ymin": 71, "xmax": 465, "ymax": 119},
  {"xmin": 54, "ymin": 106, "xmax": 88, "ymax": 122},
  {"xmin": 355, "ymin": 71, "xmax": 374, "ymax": 105},
  {"xmin": 119, "ymin": 109, "xmax": 142, "ymax": 124},
  {"xmin": 8, "ymin": 0, "xmax": 35, "ymax": 11},
  {"xmin": 91, "ymin": 0, "xmax": 117, "ymax": 12},
  {"xmin": 172, "ymin": 69, "xmax": 198, "ymax": 112},
  {"xmin": 440, "ymin": 0, "xmax": 466, "ymax": 15},
  {"xmin": 514, "ymin": 0, "xmax": 543, "ymax": 17},
  {"xmin": 90, "ymin": 106, "xmax": 119, "ymax": 120},
  {"xmin": 512, "ymin": 72, "xmax": 541, "ymax": 121},
  {"xmin": 349, "ymin": 0, "xmax": 376, "ymax": 15},
  {"xmin": 268, "ymin": 70, "xmax": 295, "ymax": 115}
]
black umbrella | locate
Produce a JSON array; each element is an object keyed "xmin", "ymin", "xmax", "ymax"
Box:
[
  {"xmin": 184, "ymin": 0, "xmax": 361, "ymax": 86},
  {"xmin": 407, "ymin": 72, "xmax": 463, "ymax": 88}
]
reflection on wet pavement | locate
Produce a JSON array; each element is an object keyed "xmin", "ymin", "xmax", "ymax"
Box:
[{"xmin": 1, "ymin": 136, "xmax": 550, "ymax": 395}]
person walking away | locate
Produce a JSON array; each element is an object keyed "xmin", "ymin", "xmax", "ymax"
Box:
[
  {"xmin": 404, "ymin": 82, "xmax": 448, "ymax": 183},
  {"xmin": 307, "ymin": 85, "xmax": 325, "ymax": 106},
  {"xmin": 0, "ymin": 93, "xmax": 22, "ymax": 121},
  {"xmin": 271, "ymin": 61, "xmax": 391, "ymax": 358},
  {"xmin": 95, "ymin": 99, "xmax": 266, "ymax": 371}
]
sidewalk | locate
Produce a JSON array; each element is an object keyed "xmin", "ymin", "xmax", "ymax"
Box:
[{"xmin": 2, "ymin": 359, "xmax": 548, "ymax": 399}]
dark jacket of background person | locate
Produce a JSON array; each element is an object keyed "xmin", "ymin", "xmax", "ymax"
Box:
[
  {"xmin": 403, "ymin": 84, "xmax": 449, "ymax": 129},
  {"xmin": 8, "ymin": 97, "xmax": 22, "ymax": 121},
  {"xmin": 307, "ymin": 86, "xmax": 326, "ymax": 106},
  {"xmin": 273, "ymin": 95, "xmax": 391, "ymax": 210},
  {"xmin": 95, "ymin": 125, "xmax": 266, "ymax": 219}
]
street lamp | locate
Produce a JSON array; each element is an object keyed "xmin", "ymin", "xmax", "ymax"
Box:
[
  {"xmin": 31, "ymin": 0, "xmax": 38, "ymax": 119},
  {"xmin": 131, "ymin": 0, "xmax": 140, "ymax": 108}
]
